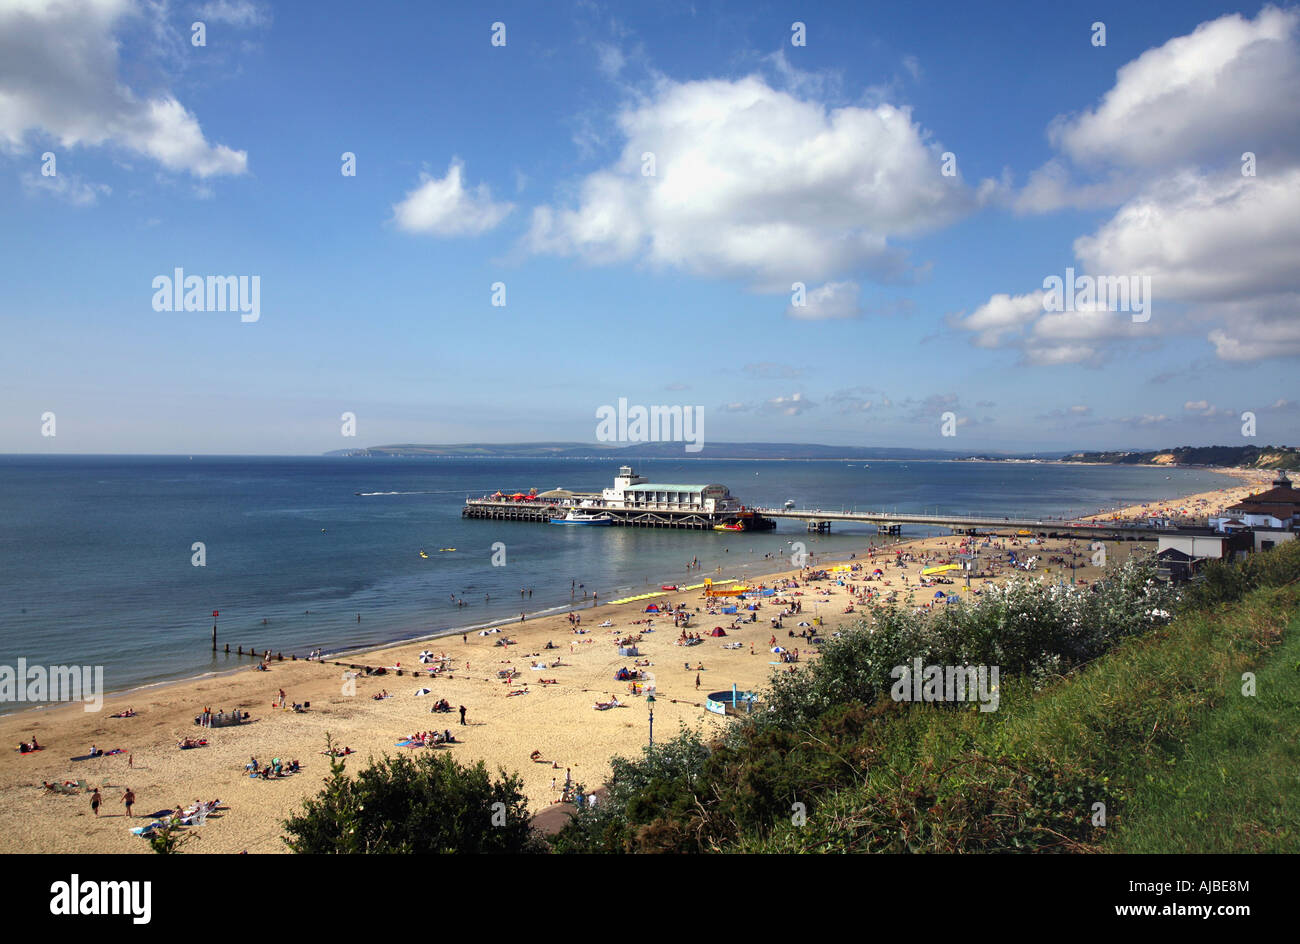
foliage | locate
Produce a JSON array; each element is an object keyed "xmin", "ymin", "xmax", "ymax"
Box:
[
  {"xmin": 283, "ymin": 734, "xmax": 543, "ymax": 854},
  {"xmin": 552, "ymin": 546, "xmax": 1300, "ymax": 854}
]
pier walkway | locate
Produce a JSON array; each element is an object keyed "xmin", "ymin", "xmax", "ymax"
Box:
[{"xmin": 755, "ymin": 507, "xmax": 1169, "ymax": 537}]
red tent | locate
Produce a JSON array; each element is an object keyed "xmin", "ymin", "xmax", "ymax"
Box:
[{"xmin": 710, "ymin": 627, "xmax": 727, "ymax": 637}]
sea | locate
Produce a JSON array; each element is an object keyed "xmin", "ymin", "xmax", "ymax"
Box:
[{"xmin": 0, "ymin": 455, "xmax": 1231, "ymax": 712}]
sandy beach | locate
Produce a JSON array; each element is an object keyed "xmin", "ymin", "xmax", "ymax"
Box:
[{"xmin": 0, "ymin": 468, "xmax": 1266, "ymax": 853}]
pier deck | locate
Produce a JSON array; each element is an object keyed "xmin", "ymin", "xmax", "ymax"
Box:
[{"xmin": 756, "ymin": 507, "xmax": 1169, "ymax": 537}]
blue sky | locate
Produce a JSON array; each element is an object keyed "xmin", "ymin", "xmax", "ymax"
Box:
[{"xmin": 2, "ymin": 0, "xmax": 1298, "ymax": 454}]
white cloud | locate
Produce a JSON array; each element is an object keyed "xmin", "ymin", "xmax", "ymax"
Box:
[
  {"xmin": 526, "ymin": 72, "xmax": 985, "ymax": 292},
  {"xmin": 952, "ymin": 291, "xmax": 1045, "ymax": 348},
  {"xmin": 0, "ymin": 0, "xmax": 248, "ymax": 178},
  {"xmin": 21, "ymin": 170, "xmax": 110, "ymax": 205},
  {"xmin": 786, "ymin": 281, "xmax": 862, "ymax": 320},
  {"xmin": 1050, "ymin": 7, "xmax": 1300, "ymax": 171},
  {"xmin": 391, "ymin": 160, "xmax": 514, "ymax": 236},
  {"xmin": 965, "ymin": 8, "xmax": 1300, "ymax": 364},
  {"xmin": 763, "ymin": 392, "xmax": 816, "ymax": 416}
]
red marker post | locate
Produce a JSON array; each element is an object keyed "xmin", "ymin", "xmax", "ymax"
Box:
[{"xmin": 212, "ymin": 610, "xmax": 219, "ymax": 651}]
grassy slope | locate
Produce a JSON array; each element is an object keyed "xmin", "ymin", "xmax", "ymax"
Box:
[
  {"xmin": 1108, "ymin": 601, "xmax": 1300, "ymax": 853},
  {"xmin": 745, "ymin": 584, "xmax": 1299, "ymax": 853}
]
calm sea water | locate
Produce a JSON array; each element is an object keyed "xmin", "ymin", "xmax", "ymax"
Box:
[{"xmin": 0, "ymin": 456, "xmax": 1229, "ymax": 710}]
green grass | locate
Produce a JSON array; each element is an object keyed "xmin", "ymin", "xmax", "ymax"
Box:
[
  {"xmin": 741, "ymin": 584, "xmax": 1300, "ymax": 853},
  {"xmin": 1107, "ymin": 600, "xmax": 1300, "ymax": 853}
]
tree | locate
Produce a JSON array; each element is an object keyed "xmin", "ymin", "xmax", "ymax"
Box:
[{"xmin": 283, "ymin": 735, "xmax": 543, "ymax": 853}]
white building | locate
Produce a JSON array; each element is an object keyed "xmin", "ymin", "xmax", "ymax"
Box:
[
  {"xmin": 598, "ymin": 466, "xmax": 739, "ymax": 513},
  {"xmin": 1210, "ymin": 471, "xmax": 1300, "ymax": 532}
]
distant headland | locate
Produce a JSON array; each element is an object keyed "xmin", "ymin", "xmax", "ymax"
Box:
[{"xmin": 324, "ymin": 442, "xmax": 1296, "ymax": 468}]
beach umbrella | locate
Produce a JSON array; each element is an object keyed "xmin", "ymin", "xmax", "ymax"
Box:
[
  {"xmin": 873, "ymin": 568, "xmax": 884, "ymax": 575},
  {"xmin": 771, "ymin": 646, "xmax": 786, "ymax": 653},
  {"xmin": 414, "ymin": 688, "xmax": 431, "ymax": 696}
]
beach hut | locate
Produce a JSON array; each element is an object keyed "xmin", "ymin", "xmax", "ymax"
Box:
[{"xmin": 710, "ymin": 627, "xmax": 727, "ymax": 637}]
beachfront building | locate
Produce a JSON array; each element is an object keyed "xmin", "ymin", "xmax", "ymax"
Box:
[
  {"xmin": 1210, "ymin": 471, "xmax": 1300, "ymax": 531},
  {"xmin": 599, "ymin": 466, "xmax": 741, "ymax": 513},
  {"xmin": 1156, "ymin": 529, "xmax": 1253, "ymax": 583}
]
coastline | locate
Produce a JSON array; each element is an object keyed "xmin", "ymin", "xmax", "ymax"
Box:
[
  {"xmin": 0, "ymin": 466, "xmax": 1273, "ymax": 854},
  {"xmin": 0, "ymin": 463, "xmax": 1259, "ymax": 721}
]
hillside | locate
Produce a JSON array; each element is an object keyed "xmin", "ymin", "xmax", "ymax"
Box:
[
  {"xmin": 325, "ymin": 442, "xmax": 1064, "ymax": 460},
  {"xmin": 1066, "ymin": 444, "xmax": 1299, "ymax": 469}
]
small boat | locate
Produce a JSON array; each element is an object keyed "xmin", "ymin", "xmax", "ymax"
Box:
[
  {"xmin": 550, "ymin": 511, "xmax": 613, "ymax": 526},
  {"xmin": 714, "ymin": 522, "xmax": 745, "ymax": 532},
  {"xmin": 783, "ymin": 499, "xmax": 796, "ymax": 509},
  {"xmin": 419, "ymin": 550, "xmax": 428, "ymax": 558},
  {"xmin": 439, "ymin": 548, "xmax": 456, "ymax": 552}
]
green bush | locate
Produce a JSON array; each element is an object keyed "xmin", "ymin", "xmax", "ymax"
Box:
[{"xmin": 284, "ymin": 737, "xmax": 542, "ymax": 854}]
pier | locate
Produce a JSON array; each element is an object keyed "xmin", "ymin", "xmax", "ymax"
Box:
[
  {"xmin": 757, "ymin": 507, "xmax": 1170, "ymax": 538},
  {"xmin": 462, "ymin": 498, "xmax": 773, "ymax": 531},
  {"xmin": 461, "ymin": 466, "xmax": 1171, "ymax": 539},
  {"xmin": 463, "ymin": 466, "xmax": 775, "ymax": 531}
]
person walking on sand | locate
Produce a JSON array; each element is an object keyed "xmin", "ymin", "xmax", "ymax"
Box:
[
  {"xmin": 122, "ymin": 788, "xmax": 135, "ymax": 818},
  {"xmin": 459, "ymin": 705, "xmax": 467, "ymax": 725},
  {"xmin": 90, "ymin": 788, "xmax": 101, "ymax": 817},
  {"xmin": 695, "ymin": 673, "xmax": 701, "ymax": 690},
  {"xmin": 128, "ymin": 753, "xmax": 133, "ymax": 768}
]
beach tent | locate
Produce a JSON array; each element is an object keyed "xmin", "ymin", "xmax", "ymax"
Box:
[
  {"xmin": 710, "ymin": 627, "xmax": 727, "ymax": 637},
  {"xmin": 933, "ymin": 591, "xmax": 946, "ymax": 598},
  {"xmin": 644, "ymin": 604, "xmax": 660, "ymax": 612}
]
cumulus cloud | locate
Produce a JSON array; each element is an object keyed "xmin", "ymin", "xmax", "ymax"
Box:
[
  {"xmin": 1183, "ymin": 400, "xmax": 1234, "ymax": 418},
  {"xmin": 391, "ymin": 160, "xmax": 514, "ymax": 236},
  {"xmin": 962, "ymin": 8, "xmax": 1300, "ymax": 364},
  {"xmin": 1050, "ymin": 7, "xmax": 1300, "ymax": 171},
  {"xmin": 763, "ymin": 392, "xmax": 817, "ymax": 416},
  {"xmin": 526, "ymin": 72, "xmax": 986, "ymax": 292},
  {"xmin": 0, "ymin": 0, "xmax": 248, "ymax": 178}
]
